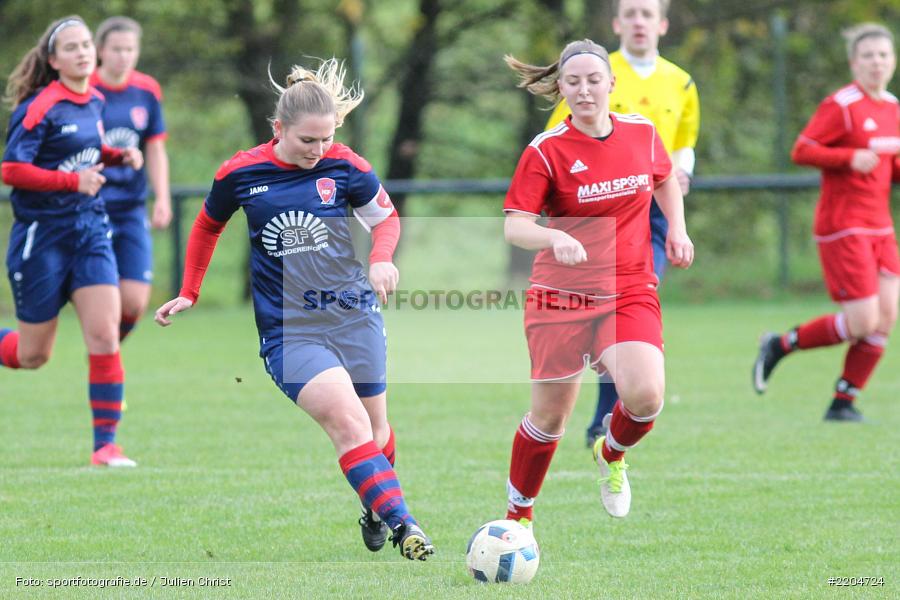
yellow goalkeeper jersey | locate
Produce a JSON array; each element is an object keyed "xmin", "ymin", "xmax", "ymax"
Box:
[{"xmin": 546, "ymin": 50, "xmax": 700, "ymax": 154}]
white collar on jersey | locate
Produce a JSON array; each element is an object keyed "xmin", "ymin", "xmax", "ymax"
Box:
[{"xmin": 619, "ymin": 47, "xmax": 658, "ymax": 79}]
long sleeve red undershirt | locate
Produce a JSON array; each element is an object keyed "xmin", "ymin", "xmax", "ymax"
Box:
[{"xmin": 1, "ymin": 146, "xmax": 124, "ymax": 192}]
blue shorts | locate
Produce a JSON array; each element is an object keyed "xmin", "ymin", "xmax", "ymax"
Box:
[
  {"xmin": 261, "ymin": 312, "xmax": 388, "ymax": 402},
  {"xmin": 649, "ymin": 198, "xmax": 668, "ymax": 281},
  {"xmin": 108, "ymin": 203, "xmax": 153, "ymax": 283},
  {"xmin": 6, "ymin": 209, "xmax": 119, "ymax": 323}
]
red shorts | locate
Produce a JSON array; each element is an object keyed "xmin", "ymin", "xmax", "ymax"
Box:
[
  {"xmin": 523, "ymin": 287, "xmax": 663, "ymax": 381},
  {"xmin": 817, "ymin": 232, "xmax": 900, "ymax": 301}
]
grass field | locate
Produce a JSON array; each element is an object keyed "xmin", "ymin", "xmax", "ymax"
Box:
[{"xmin": 1, "ymin": 300, "xmax": 898, "ymax": 599}]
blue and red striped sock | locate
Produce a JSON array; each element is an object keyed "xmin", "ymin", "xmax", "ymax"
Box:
[
  {"xmin": 0, "ymin": 329, "xmax": 21, "ymax": 369},
  {"xmin": 119, "ymin": 316, "xmax": 139, "ymax": 342},
  {"xmin": 339, "ymin": 440, "xmax": 415, "ymax": 530},
  {"xmin": 382, "ymin": 425, "xmax": 396, "ymax": 466},
  {"xmin": 89, "ymin": 353, "xmax": 125, "ymax": 451}
]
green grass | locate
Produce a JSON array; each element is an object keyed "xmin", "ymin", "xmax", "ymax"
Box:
[{"xmin": 1, "ymin": 301, "xmax": 898, "ymax": 599}]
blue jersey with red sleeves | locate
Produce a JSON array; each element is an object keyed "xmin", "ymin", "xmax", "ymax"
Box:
[
  {"xmin": 204, "ymin": 140, "xmax": 395, "ymax": 341},
  {"xmin": 2, "ymin": 81, "xmax": 106, "ymax": 222},
  {"xmin": 90, "ymin": 71, "xmax": 166, "ymax": 206}
]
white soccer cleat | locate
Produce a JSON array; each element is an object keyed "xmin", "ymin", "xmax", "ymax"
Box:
[{"xmin": 593, "ymin": 436, "xmax": 630, "ymax": 518}]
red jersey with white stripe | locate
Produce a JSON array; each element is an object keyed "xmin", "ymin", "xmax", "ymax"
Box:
[
  {"xmin": 793, "ymin": 82, "xmax": 900, "ymax": 238},
  {"xmin": 504, "ymin": 113, "xmax": 672, "ymax": 295}
]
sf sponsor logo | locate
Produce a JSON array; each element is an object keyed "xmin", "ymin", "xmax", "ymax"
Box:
[
  {"xmin": 260, "ymin": 210, "xmax": 329, "ymax": 257},
  {"xmin": 104, "ymin": 127, "xmax": 140, "ymax": 149},
  {"xmin": 58, "ymin": 147, "xmax": 101, "ymax": 173}
]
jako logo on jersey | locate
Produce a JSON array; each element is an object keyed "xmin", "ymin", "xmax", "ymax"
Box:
[
  {"xmin": 104, "ymin": 127, "xmax": 140, "ymax": 149},
  {"xmin": 249, "ymin": 185, "xmax": 269, "ymax": 195},
  {"xmin": 58, "ymin": 148, "xmax": 101, "ymax": 173},
  {"xmin": 60, "ymin": 123, "xmax": 78, "ymax": 135},
  {"xmin": 569, "ymin": 159, "xmax": 588, "ymax": 174},
  {"xmin": 863, "ymin": 117, "xmax": 878, "ymax": 132},
  {"xmin": 869, "ymin": 136, "xmax": 900, "ymax": 154},
  {"xmin": 316, "ymin": 178, "xmax": 337, "ymax": 204},
  {"xmin": 261, "ymin": 210, "xmax": 330, "ymax": 257},
  {"xmin": 577, "ymin": 174, "xmax": 650, "ymax": 203},
  {"xmin": 130, "ymin": 106, "xmax": 149, "ymax": 130}
]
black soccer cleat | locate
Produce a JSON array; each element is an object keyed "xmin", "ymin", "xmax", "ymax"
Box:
[
  {"xmin": 824, "ymin": 403, "xmax": 865, "ymax": 423},
  {"xmin": 390, "ymin": 522, "xmax": 434, "ymax": 561},
  {"xmin": 752, "ymin": 332, "xmax": 786, "ymax": 394},
  {"xmin": 359, "ymin": 506, "xmax": 389, "ymax": 552}
]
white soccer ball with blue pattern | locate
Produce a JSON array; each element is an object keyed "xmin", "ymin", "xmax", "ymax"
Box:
[{"xmin": 466, "ymin": 519, "xmax": 540, "ymax": 584}]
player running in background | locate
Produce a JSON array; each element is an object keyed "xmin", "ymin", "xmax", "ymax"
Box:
[
  {"xmin": 91, "ymin": 16, "xmax": 171, "ymax": 341},
  {"xmin": 753, "ymin": 24, "xmax": 900, "ymax": 422},
  {"xmin": 503, "ymin": 39, "xmax": 693, "ymax": 522},
  {"xmin": 0, "ymin": 16, "xmax": 143, "ymax": 466},
  {"xmin": 154, "ymin": 59, "xmax": 434, "ymax": 560},
  {"xmin": 546, "ymin": 0, "xmax": 700, "ymax": 448}
]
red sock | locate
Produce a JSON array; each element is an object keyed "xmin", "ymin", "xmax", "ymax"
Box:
[
  {"xmin": 785, "ymin": 313, "xmax": 847, "ymax": 351},
  {"xmin": 837, "ymin": 333, "xmax": 886, "ymax": 401},
  {"xmin": 602, "ymin": 400, "xmax": 658, "ymax": 463},
  {"xmin": 381, "ymin": 424, "xmax": 396, "ymax": 466},
  {"xmin": 0, "ymin": 329, "xmax": 20, "ymax": 369},
  {"xmin": 506, "ymin": 414, "xmax": 561, "ymax": 521}
]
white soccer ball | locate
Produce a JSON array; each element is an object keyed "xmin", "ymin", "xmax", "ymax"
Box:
[{"xmin": 466, "ymin": 519, "xmax": 540, "ymax": 584}]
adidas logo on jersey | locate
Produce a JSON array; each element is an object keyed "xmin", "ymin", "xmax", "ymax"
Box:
[
  {"xmin": 863, "ymin": 118, "xmax": 878, "ymax": 132},
  {"xmin": 569, "ymin": 159, "xmax": 588, "ymax": 173}
]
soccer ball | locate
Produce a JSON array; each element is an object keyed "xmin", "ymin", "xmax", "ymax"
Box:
[{"xmin": 466, "ymin": 519, "xmax": 540, "ymax": 584}]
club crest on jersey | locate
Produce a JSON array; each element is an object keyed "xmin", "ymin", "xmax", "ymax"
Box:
[
  {"xmin": 130, "ymin": 106, "xmax": 149, "ymax": 131},
  {"xmin": 316, "ymin": 178, "xmax": 337, "ymax": 205},
  {"xmin": 261, "ymin": 210, "xmax": 330, "ymax": 257}
]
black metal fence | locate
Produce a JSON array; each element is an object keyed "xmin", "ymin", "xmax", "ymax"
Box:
[{"xmin": 2, "ymin": 173, "xmax": 822, "ymax": 298}]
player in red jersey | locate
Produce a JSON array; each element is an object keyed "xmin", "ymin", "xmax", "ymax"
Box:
[
  {"xmin": 753, "ymin": 24, "xmax": 900, "ymax": 422},
  {"xmin": 502, "ymin": 39, "xmax": 693, "ymax": 521}
]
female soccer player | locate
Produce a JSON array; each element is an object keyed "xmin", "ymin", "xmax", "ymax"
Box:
[
  {"xmin": 0, "ymin": 16, "xmax": 143, "ymax": 466},
  {"xmin": 154, "ymin": 59, "xmax": 433, "ymax": 560},
  {"xmin": 502, "ymin": 39, "xmax": 693, "ymax": 522},
  {"xmin": 546, "ymin": 0, "xmax": 701, "ymax": 449},
  {"xmin": 753, "ymin": 23, "xmax": 900, "ymax": 422},
  {"xmin": 91, "ymin": 16, "xmax": 171, "ymax": 341}
]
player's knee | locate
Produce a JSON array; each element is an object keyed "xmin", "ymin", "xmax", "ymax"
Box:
[
  {"xmin": 619, "ymin": 377, "xmax": 664, "ymax": 418},
  {"xmin": 847, "ymin": 311, "xmax": 879, "ymax": 339},
  {"xmin": 330, "ymin": 410, "xmax": 374, "ymax": 447},
  {"xmin": 528, "ymin": 411, "xmax": 567, "ymax": 436},
  {"xmin": 82, "ymin": 328, "xmax": 120, "ymax": 355},
  {"xmin": 878, "ymin": 305, "xmax": 898, "ymax": 333},
  {"xmin": 18, "ymin": 349, "xmax": 51, "ymax": 369}
]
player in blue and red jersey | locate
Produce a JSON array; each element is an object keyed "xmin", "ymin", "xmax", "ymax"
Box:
[
  {"xmin": 502, "ymin": 40, "xmax": 693, "ymax": 523},
  {"xmin": 753, "ymin": 24, "xmax": 900, "ymax": 422},
  {"xmin": 154, "ymin": 59, "xmax": 434, "ymax": 561},
  {"xmin": 91, "ymin": 16, "xmax": 170, "ymax": 341},
  {"xmin": 1, "ymin": 16, "xmax": 143, "ymax": 466}
]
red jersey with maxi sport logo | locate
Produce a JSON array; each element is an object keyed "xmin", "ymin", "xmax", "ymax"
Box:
[
  {"xmin": 794, "ymin": 82, "xmax": 900, "ymax": 238},
  {"xmin": 504, "ymin": 113, "xmax": 672, "ymax": 295}
]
